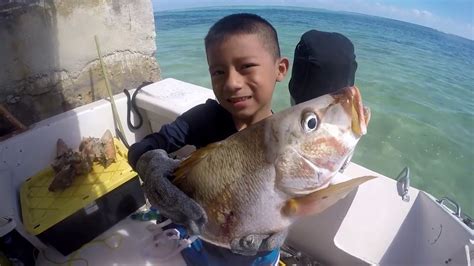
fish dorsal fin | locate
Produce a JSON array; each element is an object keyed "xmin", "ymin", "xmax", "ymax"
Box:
[
  {"xmin": 282, "ymin": 175, "xmax": 376, "ymax": 217},
  {"xmin": 173, "ymin": 142, "xmax": 222, "ymax": 184}
]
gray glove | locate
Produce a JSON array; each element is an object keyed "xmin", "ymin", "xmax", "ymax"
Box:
[
  {"xmin": 136, "ymin": 149, "xmax": 207, "ymax": 235},
  {"xmin": 230, "ymin": 229, "xmax": 288, "ymax": 256}
]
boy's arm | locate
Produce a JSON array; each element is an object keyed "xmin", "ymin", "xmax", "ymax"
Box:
[
  {"xmin": 129, "ymin": 124, "xmax": 209, "ymax": 235},
  {"xmin": 128, "ymin": 100, "xmax": 221, "ymax": 234},
  {"xmin": 128, "ymin": 117, "xmax": 189, "ymax": 170},
  {"xmin": 128, "ymin": 99, "xmax": 227, "ymax": 170},
  {"xmin": 137, "ymin": 149, "xmax": 207, "ymax": 235}
]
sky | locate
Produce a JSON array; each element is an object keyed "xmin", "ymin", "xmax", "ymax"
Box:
[{"xmin": 151, "ymin": 0, "xmax": 474, "ymax": 40}]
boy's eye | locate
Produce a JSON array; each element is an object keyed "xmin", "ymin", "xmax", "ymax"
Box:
[
  {"xmin": 210, "ymin": 70, "xmax": 224, "ymax": 77},
  {"xmin": 242, "ymin": 63, "xmax": 257, "ymax": 70}
]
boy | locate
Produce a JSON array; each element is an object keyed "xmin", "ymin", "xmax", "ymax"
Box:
[
  {"xmin": 289, "ymin": 29, "xmax": 358, "ymax": 105},
  {"xmin": 129, "ymin": 13, "xmax": 289, "ymax": 265}
]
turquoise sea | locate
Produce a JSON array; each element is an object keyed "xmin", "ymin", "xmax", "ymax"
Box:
[{"xmin": 153, "ymin": 7, "xmax": 474, "ymax": 215}]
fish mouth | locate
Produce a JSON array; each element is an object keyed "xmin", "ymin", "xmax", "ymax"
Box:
[{"xmin": 227, "ymin": 96, "xmax": 252, "ymax": 103}]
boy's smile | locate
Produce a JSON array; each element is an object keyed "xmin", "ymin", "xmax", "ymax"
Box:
[
  {"xmin": 228, "ymin": 96, "xmax": 252, "ymax": 109},
  {"xmin": 206, "ymin": 33, "xmax": 288, "ymax": 130}
]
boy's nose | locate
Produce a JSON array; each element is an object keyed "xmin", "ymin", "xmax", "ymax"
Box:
[{"xmin": 223, "ymin": 69, "xmax": 243, "ymax": 92}]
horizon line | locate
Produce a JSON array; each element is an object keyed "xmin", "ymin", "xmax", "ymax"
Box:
[{"xmin": 152, "ymin": 5, "xmax": 474, "ymax": 42}]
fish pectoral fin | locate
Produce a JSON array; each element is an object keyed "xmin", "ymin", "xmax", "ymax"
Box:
[
  {"xmin": 173, "ymin": 142, "xmax": 222, "ymax": 183},
  {"xmin": 281, "ymin": 175, "xmax": 376, "ymax": 217}
]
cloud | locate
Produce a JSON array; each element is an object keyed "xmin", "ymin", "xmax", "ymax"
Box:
[
  {"xmin": 309, "ymin": 1, "xmax": 472, "ymax": 39},
  {"xmin": 412, "ymin": 9, "xmax": 433, "ymax": 18}
]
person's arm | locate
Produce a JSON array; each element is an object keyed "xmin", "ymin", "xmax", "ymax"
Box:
[
  {"xmin": 137, "ymin": 149, "xmax": 207, "ymax": 235},
  {"xmin": 128, "ymin": 99, "xmax": 220, "ymax": 170},
  {"xmin": 127, "ymin": 117, "xmax": 190, "ymax": 170},
  {"xmin": 128, "ymin": 100, "xmax": 222, "ymax": 234}
]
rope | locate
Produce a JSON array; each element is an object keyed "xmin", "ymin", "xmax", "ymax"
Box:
[{"xmin": 124, "ymin": 81, "xmax": 153, "ymax": 131}]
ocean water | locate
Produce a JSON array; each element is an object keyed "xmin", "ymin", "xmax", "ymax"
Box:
[{"xmin": 153, "ymin": 7, "xmax": 474, "ymax": 215}]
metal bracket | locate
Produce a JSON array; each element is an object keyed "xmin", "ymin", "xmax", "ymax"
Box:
[
  {"xmin": 0, "ymin": 217, "xmax": 12, "ymax": 227},
  {"xmin": 280, "ymin": 243, "xmax": 321, "ymax": 265},
  {"xmin": 396, "ymin": 166, "xmax": 410, "ymax": 202},
  {"xmin": 437, "ymin": 197, "xmax": 461, "ymax": 218},
  {"xmin": 0, "ymin": 216, "xmax": 15, "ymax": 237}
]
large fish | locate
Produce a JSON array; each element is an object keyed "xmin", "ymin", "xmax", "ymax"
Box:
[{"xmin": 173, "ymin": 86, "xmax": 374, "ymax": 248}]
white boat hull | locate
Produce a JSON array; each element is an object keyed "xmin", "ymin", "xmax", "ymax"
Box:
[{"xmin": 0, "ymin": 78, "xmax": 472, "ymax": 265}]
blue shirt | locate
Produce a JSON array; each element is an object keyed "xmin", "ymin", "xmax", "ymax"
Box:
[{"xmin": 128, "ymin": 99, "xmax": 279, "ymax": 265}]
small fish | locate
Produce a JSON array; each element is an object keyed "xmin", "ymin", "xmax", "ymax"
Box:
[{"xmin": 173, "ymin": 86, "xmax": 374, "ymax": 248}]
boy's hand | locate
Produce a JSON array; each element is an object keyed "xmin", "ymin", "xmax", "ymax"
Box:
[
  {"xmin": 136, "ymin": 149, "xmax": 207, "ymax": 235},
  {"xmin": 230, "ymin": 230, "xmax": 288, "ymax": 256}
]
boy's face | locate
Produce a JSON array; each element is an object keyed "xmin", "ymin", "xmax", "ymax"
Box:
[{"xmin": 206, "ymin": 33, "xmax": 288, "ymax": 127}]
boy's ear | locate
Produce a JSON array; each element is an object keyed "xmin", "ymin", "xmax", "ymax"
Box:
[{"xmin": 276, "ymin": 57, "xmax": 289, "ymax": 82}]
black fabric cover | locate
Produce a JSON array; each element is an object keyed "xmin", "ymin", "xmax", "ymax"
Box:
[{"xmin": 289, "ymin": 30, "xmax": 358, "ymax": 104}]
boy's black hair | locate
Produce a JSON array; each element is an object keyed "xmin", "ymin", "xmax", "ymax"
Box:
[
  {"xmin": 205, "ymin": 13, "xmax": 281, "ymax": 59},
  {"xmin": 289, "ymin": 30, "xmax": 358, "ymax": 104}
]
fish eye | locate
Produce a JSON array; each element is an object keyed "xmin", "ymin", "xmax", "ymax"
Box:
[{"xmin": 301, "ymin": 112, "xmax": 318, "ymax": 133}]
